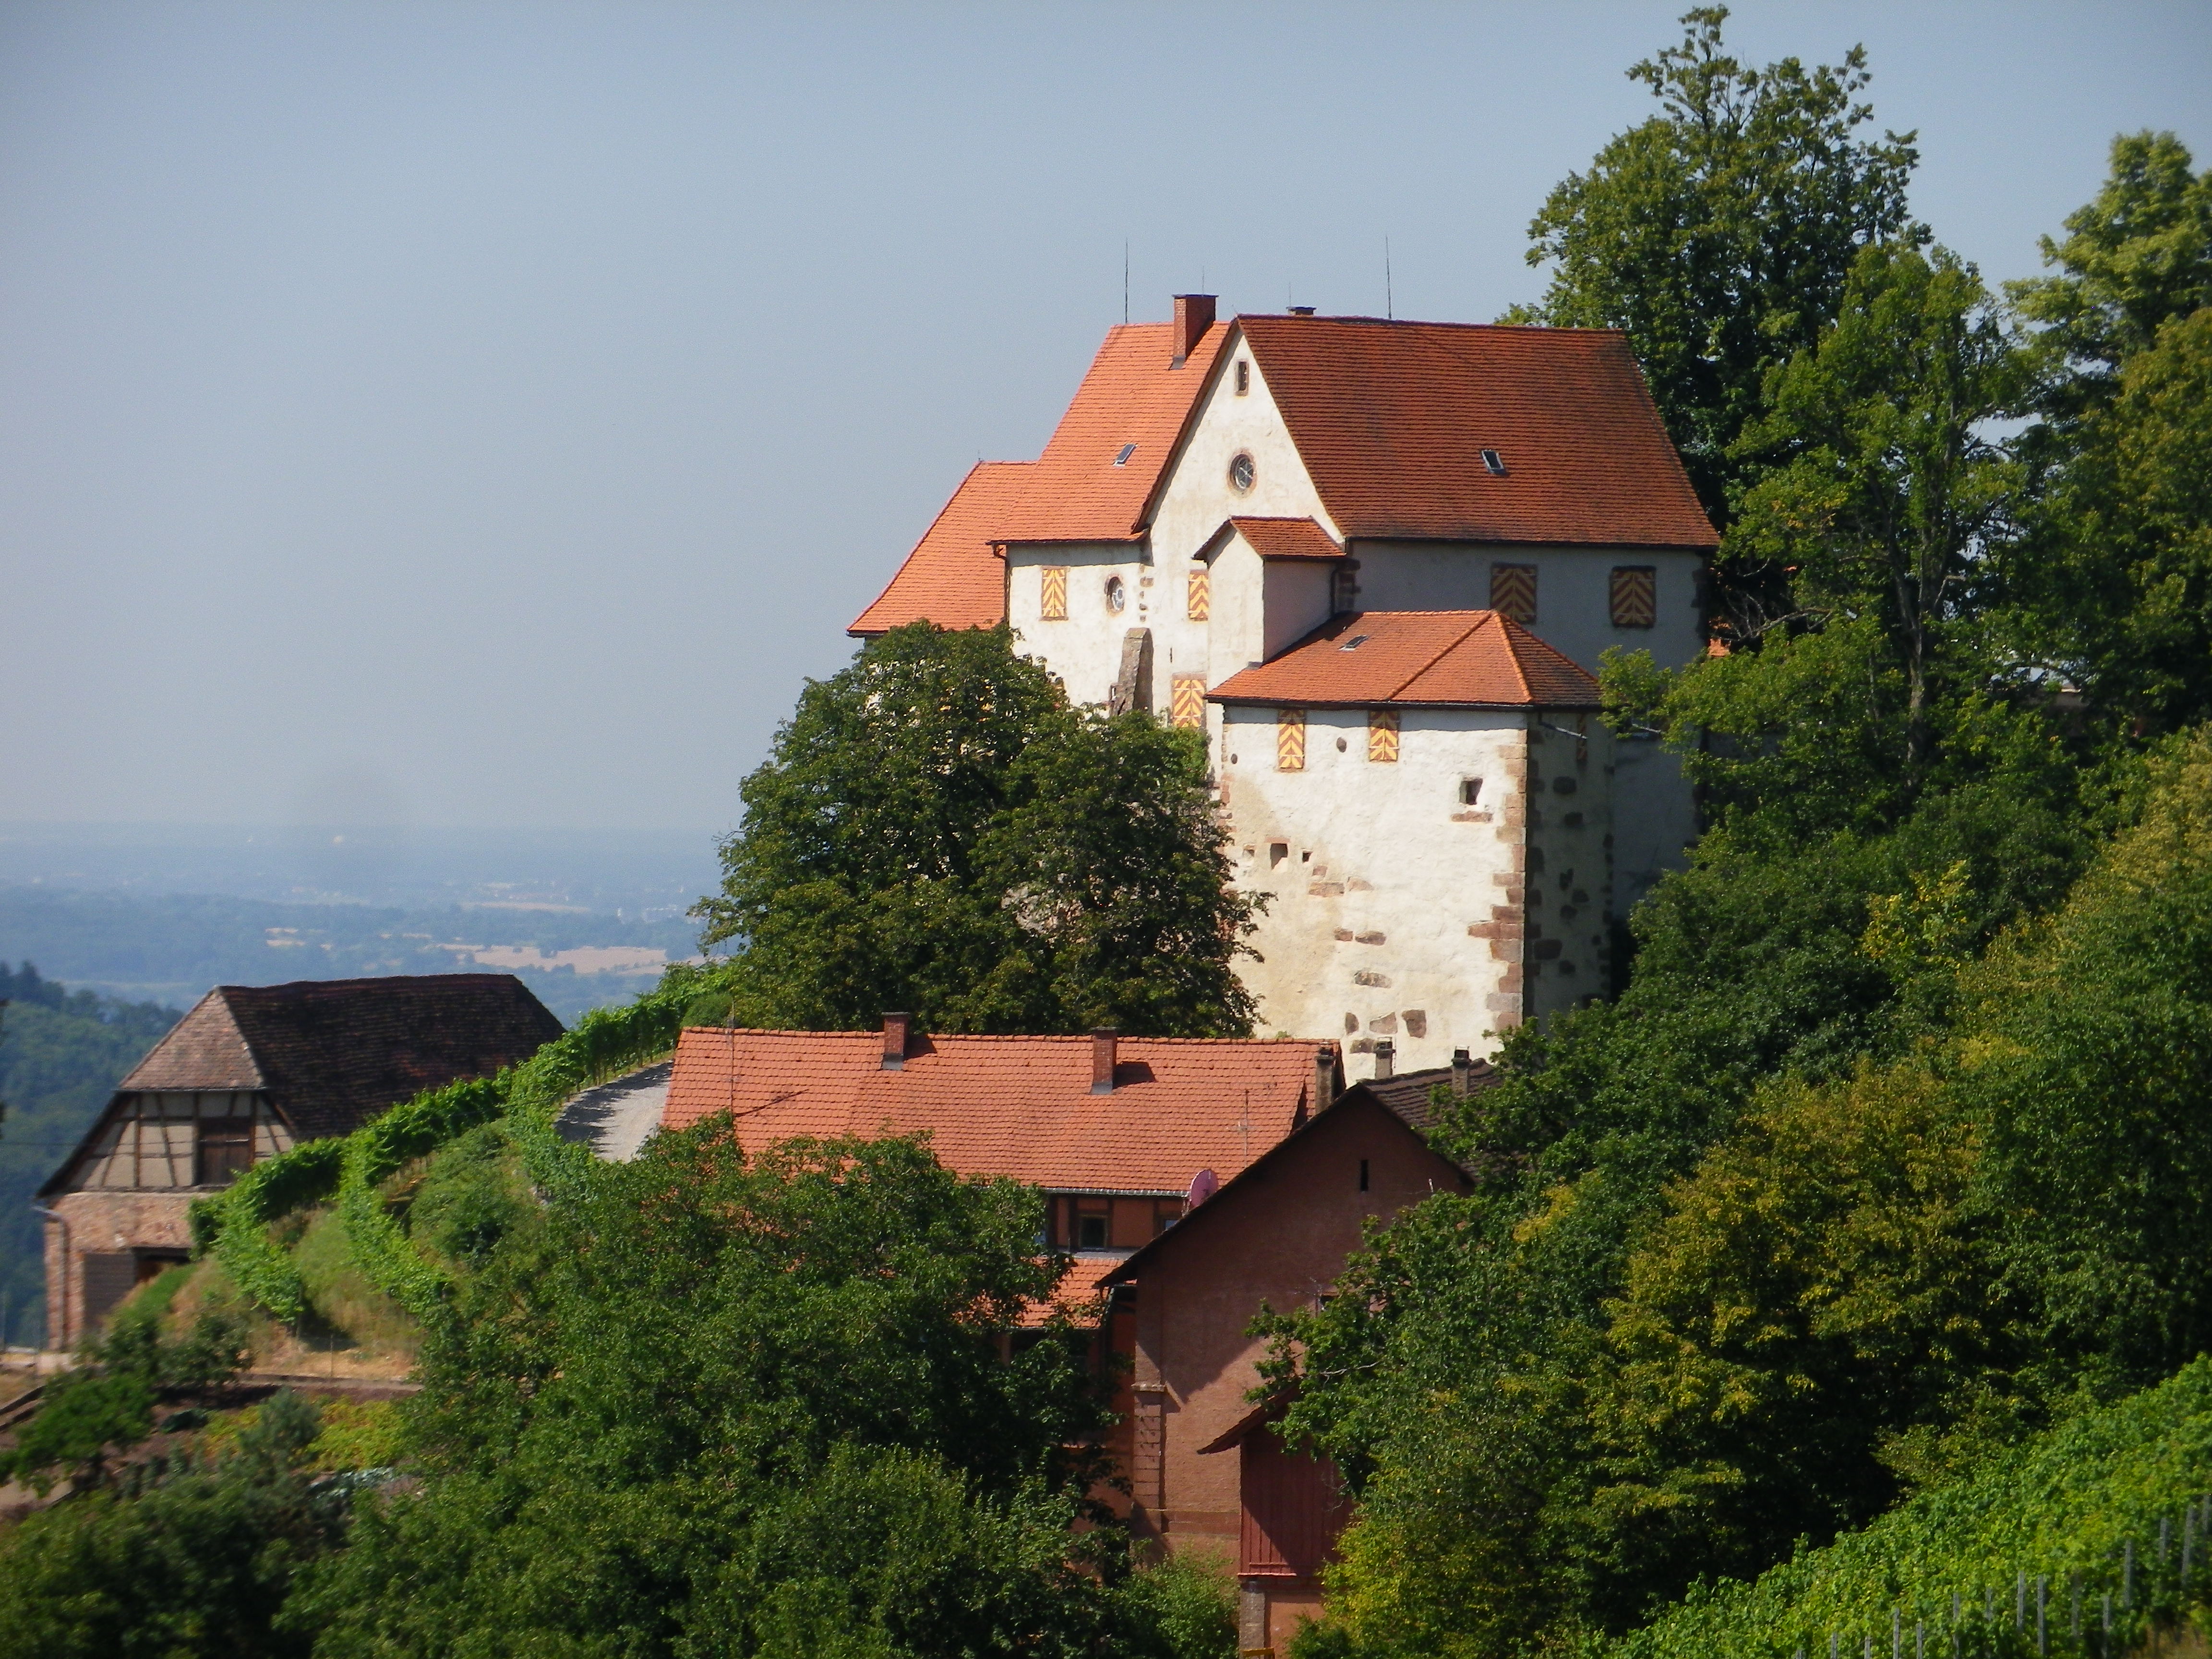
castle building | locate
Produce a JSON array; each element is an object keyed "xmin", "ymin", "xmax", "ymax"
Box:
[{"xmin": 854, "ymin": 298, "xmax": 1717, "ymax": 1068}]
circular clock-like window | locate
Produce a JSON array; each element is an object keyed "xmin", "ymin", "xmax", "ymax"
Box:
[
  {"xmin": 1105, "ymin": 575, "xmax": 1127, "ymax": 612},
  {"xmin": 1228, "ymin": 451, "xmax": 1256, "ymax": 493}
]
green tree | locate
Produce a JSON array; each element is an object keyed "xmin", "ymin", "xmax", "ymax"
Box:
[
  {"xmin": 2008, "ymin": 131, "xmax": 2212, "ymax": 426},
  {"xmin": 692, "ymin": 621, "xmax": 1259, "ymax": 1037},
  {"xmin": 1723, "ymin": 243, "xmax": 2024, "ymax": 769},
  {"xmin": 2005, "ymin": 306, "xmax": 2212, "ymax": 740},
  {"xmin": 290, "ymin": 1121, "xmax": 1184, "ymax": 1656},
  {"xmin": 1515, "ymin": 5, "xmax": 1922, "ymax": 613},
  {"xmin": 0, "ymin": 1392, "xmax": 339, "ymax": 1659}
]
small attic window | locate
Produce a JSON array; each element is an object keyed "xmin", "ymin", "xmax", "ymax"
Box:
[
  {"xmin": 1340, "ymin": 635, "xmax": 1370, "ymax": 652},
  {"xmin": 1481, "ymin": 448, "xmax": 1507, "ymax": 476},
  {"xmin": 1235, "ymin": 360, "xmax": 1250, "ymax": 395},
  {"xmin": 1114, "ymin": 443, "xmax": 1137, "ymax": 468}
]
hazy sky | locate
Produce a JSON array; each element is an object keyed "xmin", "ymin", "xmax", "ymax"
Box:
[{"xmin": 4, "ymin": 2, "xmax": 2207, "ymax": 834}]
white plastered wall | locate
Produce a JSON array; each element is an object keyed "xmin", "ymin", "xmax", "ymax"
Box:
[
  {"xmin": 1215, "ymin": 704, "xmax": 1613, "ymax": 1070},
  {"xmin": 1006, "ymin": 544, "xmax": 1154, "ymax": 708}
]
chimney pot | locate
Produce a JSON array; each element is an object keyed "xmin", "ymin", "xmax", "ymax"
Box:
[
  {"xmin": 881, "ymin": 1012, "xmax": 910, "ymax": 1071},
  {"xmin": 1172, "ymin": 293, "xmax": 1217, "ymax": 366},
  {"xmin": 1452, "ymin": 1047, "xmax": 1473, "ymax": 1097},
  {"xmin": 1091, "ymin": 1027, "xmax": 1118, "ymax": 1094},
  {"xmin": 1373, "ymin": 1039, "xmax": 1395, "ymax": 1081}
]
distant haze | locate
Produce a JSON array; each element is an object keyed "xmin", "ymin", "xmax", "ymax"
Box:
[{"xmin": 4, "ymin": 1, "xmax": 2206, "ymax": 832}]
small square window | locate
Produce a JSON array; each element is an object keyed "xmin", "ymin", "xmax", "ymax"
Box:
[
  {"xmin": 1460, "ymin": 778, "xmax": 1483, "ymax": 805},
  {"xmin": 196, "ymin": 1119, "xmax": 254, "ymax": 1187}
]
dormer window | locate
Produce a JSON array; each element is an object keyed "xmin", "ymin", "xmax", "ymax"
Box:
[{"xmin": 1235, "ymin": 360, "xmax": 1250, "ymax": 396}]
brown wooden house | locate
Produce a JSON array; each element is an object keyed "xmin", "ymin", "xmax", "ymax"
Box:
[
  {"xmin": 1100, "ymin": 1055, "xmax": 1488, "ymax": 1654},
  {"xmin": 38, "ymin": 973, "xmax": 561, "ymax": 1347}
]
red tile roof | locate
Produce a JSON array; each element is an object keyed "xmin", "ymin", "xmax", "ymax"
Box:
[
  {"xmin": 1219, "ymin": 516, "xmax": 1345, "ymax": 561},
  {"xmin": 848, "ymin": 460, "xmax": 1032, "ymax": 637},
  {"xmin": 1208, "ymin": 610, "xmax": 1601, "ymax": 709},
  {"xmin": 1238, "ymin": 316, "xmax": 1716, "ymax": 550},
  {"xmin": 986, "ymin": 321, "xmax": 1231, "ymax": 544},
  {"xmin": 662, "ymin": 1027, "xmax": 1325, "ymax": 1193},
  {"xmin": 1021, "ymin": 1253, "xmax": 1123, "ymax": 1328}
]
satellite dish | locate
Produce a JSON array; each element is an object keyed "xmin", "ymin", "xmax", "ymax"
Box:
[{"xmin": 1187, "ymin": 1168, "xmax": 1219, "ymax": 1208}]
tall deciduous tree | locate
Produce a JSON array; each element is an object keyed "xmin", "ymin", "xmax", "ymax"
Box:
[
  {"xmin": 1515, "ymin": 5, "xmax": 1922, "ymax": 626},
  {"xmin": 2001, "ymin": 135, "xmax": 2212, "ymax": 740},
  {"xmin": 691, "ymin": 622, "xmax": 1259, "ymax": 1038},
  {"xmin": 1726, "ymin": 243, "xmax": 2023, "ymax": 770},
  {"xmin": 2008, "ymin": 131, "xmax": 2212, "ymax": 427}
]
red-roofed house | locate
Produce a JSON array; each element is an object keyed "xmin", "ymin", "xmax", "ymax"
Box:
[
  {"xmin": 661, "ymin": 1017, "xmax": 1345, "ymax": 1491},
  {"xmin": 845, "ymin": 297, "xmax": 1719, "ymax": 1068},
  {"xmin": 661, "ymin": 1019, "xmax": 1333, "ymax": 1259}
]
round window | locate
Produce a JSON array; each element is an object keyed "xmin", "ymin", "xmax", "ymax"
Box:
[
  {"xmin": 1105, "ymin": 576, "xmax": 1127, "ymax": 612},
  {"xmin": 1228, "ymin": 451, "xmax": 1256, "ymax": 493}
]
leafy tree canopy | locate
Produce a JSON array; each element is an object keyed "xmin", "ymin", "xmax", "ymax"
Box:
[
  {"xmin": 1515, "ymin": 8, "xmax": 1923, "ymax": 576},
  {"xmin": 691, "ymin": 622, "xmax": 1260, "ymax": 1038},
  {"xmin": 2009, "ymin": 130, "xmax": 2212, "ymax": 420},
  {"xmin": 293, "ymin": 1120, "xmax": 1210, "ymax": 1657}
]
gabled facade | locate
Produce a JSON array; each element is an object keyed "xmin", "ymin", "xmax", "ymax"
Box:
[
  {"xmin": 39, "ymin": 974, "xmax": 562, "ymax": 1347},
  {"xmin": 1100, "ymin": 1057, "xmax": 1488, "ymax": 1652},
  {"xmin": 849, "ymin": 298, "xmax": 1719, "ymax": 1068}
]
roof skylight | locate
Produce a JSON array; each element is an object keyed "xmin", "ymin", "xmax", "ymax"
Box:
[
  {"xmin": 1481, "ymin": 449, "xmax": 1507, "ymax": 476},
  {"xmin": 1114, "ymin": 443, "xmax": 1137, "ymax": 467},
  {"xmin": 1340, "ymin": 635, "xmax": 1370, "ymax": 651}
]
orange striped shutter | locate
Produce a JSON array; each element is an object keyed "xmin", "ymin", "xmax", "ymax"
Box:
[
  {"xmin": 1489, "ymin": 563, "xmax": 1538, "ymax": 625},
  {"xmin": 1610, "ymin": 566, "xmax": 1657, "ymax": 628},
  {"xmin": 1368, "ymin": 709, "xmax": 1400, "ymax": 762},
  {"xmin": 1276, "ymin": 709, "xmax": 1306, "ymax": 771},
  {"xmin": 1040, "ymin": 566, "xmax": 1068, "ymax": 620},
  {"xmin": 1170, "ymin": 675, "xmax": 1207, "ymax": 729},
  {"xmin": 1186, "ymin": 567, "xmax": 1210, "ymax": 621}
]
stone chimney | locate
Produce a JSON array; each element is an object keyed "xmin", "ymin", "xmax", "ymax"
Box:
[
  {"xmin": 1091, "ymin": 1027, "xmax": 1118, "ymax": 1095},
  {"xmin": 1172, "ymin": 294, "xmax": 1216, "ymax": 366},
  {"xmin": 881, "ymin": 1012, "xmax": 909, "ymax": 1071},
  {"xmin": 1452, "ymin": 1048, "xmax": 1473, "ymax": 1098},
  {"xmin": 1314, "ymin": 1045, "xmax": 1339, "ymax": 1113},
  {"xmin": 1373, "ymin": 1040, "xmax": 1395, "ymax": 1081}
]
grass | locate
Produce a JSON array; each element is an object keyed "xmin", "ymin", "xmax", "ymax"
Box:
[{"xmin": 1615, "ymin": 1360, "xmax": 2212, "ymax": 1659}]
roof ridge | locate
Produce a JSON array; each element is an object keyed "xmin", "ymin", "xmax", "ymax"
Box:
[
  {"xmin": 680, "ymin": 1027, "xmax": 1324, "ymax": 1047},
  {"xmin": 1383, "ymin": 611, "xmax": 1490, "ymax": 701},
  {"xmin": 1238, "ymin": 313, "xmax": 1629, "ymax": 341}
]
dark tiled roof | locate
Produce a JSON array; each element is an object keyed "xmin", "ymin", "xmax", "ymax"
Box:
[
  {"xmin": 1360, "ymin": 1061, "xmax": 1497, "ymax": 1136},
  {"xmin": 1238, "ymin": 316, "xmax": 1717, "ymax": 549},
  {"xmin": 122, "ymin": 974, "xmax": 562, "ymax": 1142},
  {"xmin": 1207, "ymin": 610, "xmax": 1602, "ymax": 709}
]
